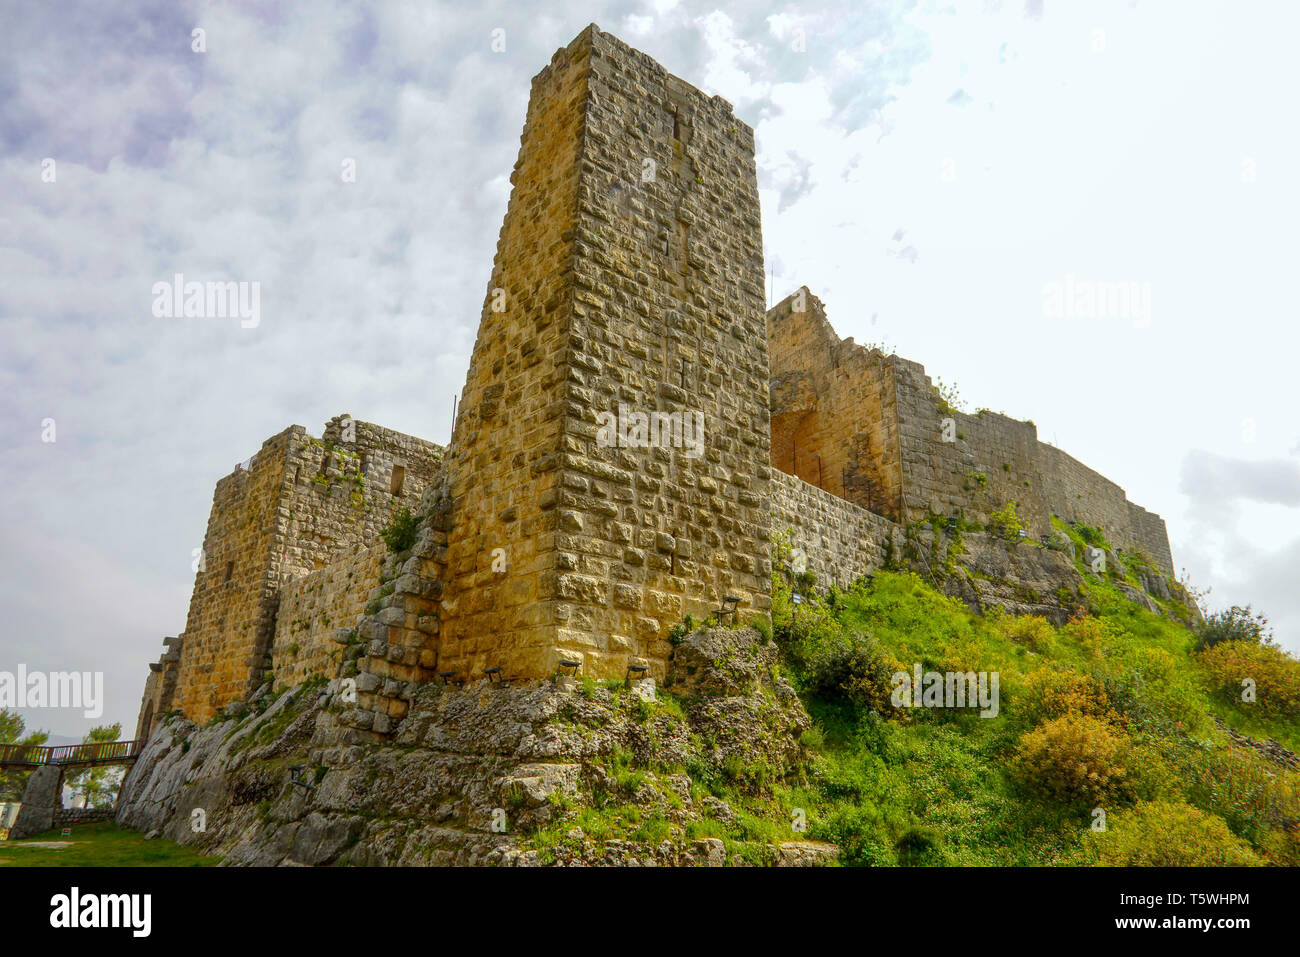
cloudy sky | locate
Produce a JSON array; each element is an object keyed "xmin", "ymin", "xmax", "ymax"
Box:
[{"xmin": 2, "ymin": 0, "xmax": 1297, "ymax": 739}]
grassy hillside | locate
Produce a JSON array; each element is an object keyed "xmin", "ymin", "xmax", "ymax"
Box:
[{"xmin": 740, "ymin": 527, "xmax": 1300, "ymax": 866}]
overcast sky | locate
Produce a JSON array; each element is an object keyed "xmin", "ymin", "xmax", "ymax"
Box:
[{"xmin": 3, "ymin": 0, "xmax": 1298, "ymax": 739}]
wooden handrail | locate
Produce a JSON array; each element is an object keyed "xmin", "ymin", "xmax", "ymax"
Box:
[{"xmin": 0, "ymin": 739, "xmax": 144, "ymax": 767}]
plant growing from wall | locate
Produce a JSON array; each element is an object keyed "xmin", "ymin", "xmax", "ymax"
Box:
[
  {"xmin": 989, "ymin": 502, "xmax": 1024, "ymax": 541},
  {"xmin": 380, "ymin": 507, "xmax": 421, "ymax": 553},
  {"xmin": 934, "ymin": 377, "xmax": 966, "ymax": 416}
]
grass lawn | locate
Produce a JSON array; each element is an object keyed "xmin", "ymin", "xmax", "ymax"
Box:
[{"xmin": 0, "ymin": 821, "xmax": 220, "ymax": 867}]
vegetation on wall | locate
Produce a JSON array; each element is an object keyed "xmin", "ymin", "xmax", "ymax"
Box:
[{"xmin": 379, "ymin": 507, "xmax": 421, "ymax": 554}]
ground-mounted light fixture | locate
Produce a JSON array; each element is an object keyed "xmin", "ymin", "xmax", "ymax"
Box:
[
  {"xmin": 288, "ymin": 765, "xmax": 313, "ymax": 794},
  {"xmin": 714, "ymin": 595, "xmax": 742, "ymax": 625}
]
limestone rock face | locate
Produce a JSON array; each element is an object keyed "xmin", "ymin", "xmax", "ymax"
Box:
[
  {"xmin": 946, "ymin": 532, "xmax": 1086, "ymax": 624},
  {"xmin": 667, "ymin": 627, "xmax": 809, "ymax": 777},
  {"xmin": 114, "ymin": 627, "xmax": 824, "ymax": 866},
  {"xmin": 10, "ymin": 765, "xmax": 63, "ymax": 839}
]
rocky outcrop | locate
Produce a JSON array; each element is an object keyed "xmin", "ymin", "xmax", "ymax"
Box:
[
  {"xmin": 10, "ymin": 765, "xmax": 62, "ymax": 840},
  {"xmin": 1213, "ymin": 715, "xmax": 1300, "ymax": 772},
  {"xmin": 115, "ymin": 627, "xmax": 830, "ymax": 866},
  {"xmin": 908, "ymin": 527, "xmax": 1195, "ymax": 626},
  {"xmin": 941, "ymin": 531, "xmax": 1086, "ymax": 624}
]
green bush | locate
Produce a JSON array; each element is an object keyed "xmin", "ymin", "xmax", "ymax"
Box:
[
  {"xmin": 1082, "ymin": 800, "xmax": 1261, "ymax": 865},
  {"xmin": 1013, "ymin": 714, "xmax": 1132, "ymax": 804},
  {"xmin": 1097, "ymin": 643, "xmax": 1210, "ymax": 737},
  {"xmin": 1199, "ymin": 639, "xmax": 1300, "ymax": 720},
  {"xmin": 999, "ymin": 614, "xmax": 1055, "ymax": 654},
  {"xmin": 803, "ymin": 636, "xmax": 901, "ymax": 714},
  {"xmin": 1072, "ymin": 523, "xmax": 1107, "ymax": 548},
  {"xmin": 895, "ymin": 825, "xmax": 946, "ymax": 866},
  {"xmin": 1194, "ymin": 605, "xmax": 1273, "ymax": 651},
  {"xmin": 379, "ymin": 507, "xmax": 421, "ymax": 553},
  {"xmin": 1188, "ymin": 746, "xmax": 1300, "ymax": 844},
  {"xmin": 1017, "ymin": 667, "xmax": 1112, "ymax": 726},
  {"xmin": 989, "ymin": 502, "xmax": 1025, "ymax": 541}
]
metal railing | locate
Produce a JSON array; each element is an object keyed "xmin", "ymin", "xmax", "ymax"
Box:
[{"xmin": 0, "ymin": 740, "xmax": 144, "ymax": 768}]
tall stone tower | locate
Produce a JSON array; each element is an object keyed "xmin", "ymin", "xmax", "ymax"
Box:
[{"xmin": 436, "ymin": 25, "xmax": 771, "ymax": 682}]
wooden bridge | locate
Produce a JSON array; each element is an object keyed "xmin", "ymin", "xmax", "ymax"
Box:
[{"xmin": 0, "ymin": 740, "xmax": 144, "ymax": 771}]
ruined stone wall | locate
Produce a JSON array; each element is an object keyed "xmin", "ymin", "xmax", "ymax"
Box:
[
  {"xmin": 271, "ymin": 543, "xmax": 386, "ymax": 688},
  {"xmin": 892, "ymin": 369, "xmax": 1048, "ymax": 533},
  {"xmin": 768, "ymin": 289, "xmax": 902, "ymax": 519},
  {"xmin": 437, "ymin": 25, "xmax": 771, "ymax": 685},
  {"xmin": 1127, "ymin": 502, "xmax": 1174, "ymax": 575},
  {"xmin": 135, "ymin": 635, "xmax": 181, "ymax": 742},
  {"xmin": 767, "ymin": 291, "xmax": 1175, "ymax": 577},
  {"xmin": 1035, "ymin": 442, "xmax": 1173, "ymax": 573},
  {"xmin": 281, "ymin": 415, "xmax": 444, "ymax": 578},
  {"xmin": 770, "ymin": 471, "xmax": 896, "ymax": 589},
  {"xmin": 431, "ymin": 29, "xmax": 590, "ymax": 688},
  {"xmin": 171, "ymin": 418, "xmax": 444, "ymax": 723},
  {"xmin": 173, "ymin": 427, "xmax": 296, "ymax": 723}
]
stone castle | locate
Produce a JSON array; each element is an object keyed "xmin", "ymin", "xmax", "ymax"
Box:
[{"xmin": 135, "ymin": 25, "xmax": 1174, "ymax": 741}]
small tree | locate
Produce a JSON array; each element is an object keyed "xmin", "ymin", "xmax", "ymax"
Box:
[
  {"xmin": 1194, "ymin": 604, "xmax": 1272, "ymax": 651},
  {"xmin": 934, "ymin": 377, "xmax": 966, "ymax": 416},
  {"xmin": 65, "ymin": 723, "xmax": 124, "ymax": 809},
  {"xmin": 1, "ymin": 710, "xmax": 49, "ymax": 803}
]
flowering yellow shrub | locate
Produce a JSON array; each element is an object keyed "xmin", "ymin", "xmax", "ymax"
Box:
[
  {"xmin": 1083, "ymin": 800, "xmax": 1261, "ymax": 866},
  {"xmin": 1014, "ymin": 713, "xmax": 1131, "ymax": 803},
  {"xmin": 1060, "ymin": 616, "xmax": 1116, "ymax": 660},
  {"xmin": 1000, "ymin": 614, "xmax": 1055, "ymax": 654},
  {"xmin": 1018, "ymin": 667, "xmax": 1113, "ymax": 726},
  {"xmin": 1199, "ymin": 640, "xmax": 1300, "ymax": 720}
]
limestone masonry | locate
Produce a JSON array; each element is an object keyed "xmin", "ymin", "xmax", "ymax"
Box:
[{"xmin": 135, "ymin": 25, "xmax": 1174, "ymax": 740}]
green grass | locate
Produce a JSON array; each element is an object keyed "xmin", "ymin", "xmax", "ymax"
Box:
[
  {"xmin": 763, "ymin": 566, "xmax": 1300, "ymax": 865},
  {"xmin": 0, "ymin": 822, "xmax": 220, "ymax": 867}
]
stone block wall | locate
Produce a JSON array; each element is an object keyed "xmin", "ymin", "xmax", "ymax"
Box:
[
  {"xmin": 135, "ymin": 635, "xmax": 182, "ymax": 742},
  {"xmin": 767, "ymin": 289, "xmax": 1175, "ymax": 576},
  {"xmin": 432, "ymin": 27, "xmax": 590, "ymax": 686},
  {"xmin": 893, "ymin": 371, "xmax": 1049, "ymax": 532},
  {"xmin": 54, "ymin": 807, "xmax": 115, "ymax": 827},
  {"xmin": 169, "ymin": 417, "xmax": 444, "ymax": 724},
  {"xmin": 173, "ymin": 426, "xmax": 298, "ymax": 723},
  {"xmin": 769, "ymin": 289, "xmax": 902, "ymax": 519},
  {"xmin": 437, "ymin": 25, "xmax": 771, "ymax": 685},
  {"xmin": 770, "ymin": 471, "xmax": 896, "ymax": 589},
  {"xmin": 1034, "ymin": 442, "xmax": 1173, "ymax": 572},
  {"xmin": 271, "ymin": 543, "xmax": 386, "ymax": 688}
]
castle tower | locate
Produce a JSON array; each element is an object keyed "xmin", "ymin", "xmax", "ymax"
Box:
[
  {"xmin": 436, "ymin": 25, "xmax": 771, "ymax": 682},
  {"xmin": 169, "ymin": 418, "xmax": 443, "ymax": 724}
]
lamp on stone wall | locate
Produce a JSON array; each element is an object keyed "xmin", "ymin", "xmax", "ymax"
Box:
[
  {"xmin": 288, "ymin": 765, "xmax": 313, "ymax": 793},
  {"xmin": 713, "ymin": 595, "xmax": 742, "ymax": 625}
]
